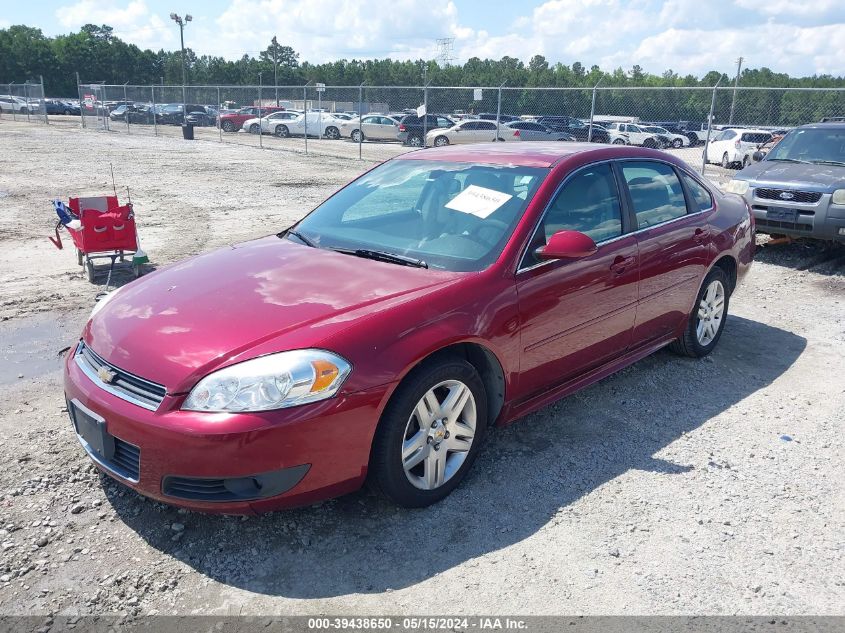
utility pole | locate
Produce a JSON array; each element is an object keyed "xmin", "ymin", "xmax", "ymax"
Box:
[
  {"xmin": 169, "ymin": 12, "xmax": 192, "ymax": 106},
  {"xmin": 729, "ymin": 56, "xmax": 743, "ymax": 125},
  {"xmin": 272, "ymin": 35, "xmax": 279, "ymax": 106}
]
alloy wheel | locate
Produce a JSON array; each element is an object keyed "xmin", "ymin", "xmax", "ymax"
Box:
[
  {"xmin": 696, "ymin": 280, "xmax": 725, "ymax": 346},
  {"xmin": 401, "ymin": 380, "xmax": 476, "ymax": 491}
]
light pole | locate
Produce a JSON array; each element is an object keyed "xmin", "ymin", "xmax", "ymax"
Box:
[
  {"xmin": 169, "ymin": 12, "xmax": 192, "ymax": 106},
  {"xmin": 272, "ymin": 35, "xmax": 279, "ymax": 106}
]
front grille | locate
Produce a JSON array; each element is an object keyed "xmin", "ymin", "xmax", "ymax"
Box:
[
  {"xmin": 756, "ymin": 188, "xmax": 823, "ymax": 204},
  {"xmin": 75, "ymin": 342, "xmax": 166, "ymax": 410},
  {"xmin": 111, "ymin": 438, "xmax": 141, "ymax": 480}
]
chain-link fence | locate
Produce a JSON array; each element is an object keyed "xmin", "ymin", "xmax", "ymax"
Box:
[
  {"xmin": 11, "ymin": 80, "xmax": 830, "ymax": 180},
  {"xmin": 0, "ymin": 80, "xmax": 47, "ymax": 124}
]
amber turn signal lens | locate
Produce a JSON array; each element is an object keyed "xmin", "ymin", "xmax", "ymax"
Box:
[{"xmin": 310, "ymin": 360, "xmax": 339, "ymax": 392}]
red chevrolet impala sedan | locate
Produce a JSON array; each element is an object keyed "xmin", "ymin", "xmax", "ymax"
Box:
[{"xmin": 64, "ymin": 143, "xmax": 754, "ymax": 513}]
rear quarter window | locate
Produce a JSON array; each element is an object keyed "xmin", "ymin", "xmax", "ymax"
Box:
[{"xmin": 741, "ymin": 133, "xmax": 772, "ymax": 143}]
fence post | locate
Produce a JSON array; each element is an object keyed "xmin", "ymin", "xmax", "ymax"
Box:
[
  {"xmin": 317, "ymin": 88, "xmax": 322, "ymax": 140},
  {"xmin": 124, "ymin": 82, "xmax": 130, "ymax": 134},
  {"xmin": 588, "ymin": 78, "xmax": 602, "ymax": 142},
  {"xmin": 76, "ymin": 74, "xmax": 84, "ymax": 129},
  {"xmin": 151, "ymin": 84, "xmax": 157, "ymax": 136},
  {"xmin": 358, "ymin": 83, "xmax": 364, "ymax": 160},
  {"xmin": 41, "ymin": 76, "xmax": 48, "ymax": 124},
  {"xmin": 217, "ymin": 86, "xmax": 222, "ymax": 142},
  {"xmin": 495, "ymin": 82, "xmax": 505, "ymax": 141},
  {"xmin": 701, "ymin": 78, "xmax": 722, "ymax": 177},
  {"xmin": 24, "ymin": 82, "xmax": 31, "ymax": 123},
  {"xmin": 258, "ymin": 74, "xmax": 263, "ymax": 149},
  {"xmin": 422, "ymin": 82, "xmax": 429, "ymax": 148},
  {"xmin": 303, "ymin": 81, "xmax": 311, "ymax": 155}
]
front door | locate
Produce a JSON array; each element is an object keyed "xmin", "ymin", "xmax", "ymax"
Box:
[{"xmin": 516, "ymin": 162, "xmax": 639, "ymax": 400}]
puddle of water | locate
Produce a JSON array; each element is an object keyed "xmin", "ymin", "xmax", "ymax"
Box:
[{"xmin": 0, "ymin": 316, "xmax": 79, "ymax": 386}]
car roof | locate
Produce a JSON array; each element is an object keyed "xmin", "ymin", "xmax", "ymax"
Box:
[
  {"xmin": 396, "ymin": 142, "xmax": 680, "ymax": 168},
  {"xmin": 798, "ymin": 121, "xmax": 845, "ymax": 130}
]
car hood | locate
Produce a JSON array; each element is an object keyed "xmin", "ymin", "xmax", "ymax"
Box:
[
  {"xmin": 84, "ymin": 236, "xmax": 461, "ymax": 393},
  {"xmin": 737, "ymin": 160, "xmax": 845, "ymax": 191}
]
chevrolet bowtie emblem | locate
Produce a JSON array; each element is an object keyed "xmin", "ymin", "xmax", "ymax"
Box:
[{"xmin": 97, "ymin": 366, "xmax": 117, "ymax": 384}]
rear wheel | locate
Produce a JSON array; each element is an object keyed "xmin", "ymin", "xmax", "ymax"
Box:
[
  {"xmin": 433, "ymin": 135, "xmax": 449, "ymax": 147},
  {"xmin": 351, "ymin": 129, "xmax": 363, "ymax": 143},
  {"xmin": 249, "ymin": 123, "xmax": 260, "ymax": 134},
  {"xmin": 324, "ymin": 126, "xmax": 340, "ymax": 140},
  {"xmin": 85, "ymin": 260, "xmax": 96, "ymax": 283},
  {"xmin": 672, "ymin": 138, "xmax": 683, "ymax": 148},
  {"xmin": 274, "ymin": 124, "xmax": 290, "ymax": 138},
  {"xmin": 370, "ymin": 357, "xmax": 487, "ymax": 508},
  {"xmin": 612, "ymin": 138, "xmax": 626, "ymax": 145},
  {"xmin": 222, "ymin": 120, "xmax": 236, "ymax": 132},
  {"xmin": 407, "ymin": 135, "xmax": 423, "ymax": 147},
  {"xmin": 670, "ymin": 267, "xmax": 730, "ymax": 358}
]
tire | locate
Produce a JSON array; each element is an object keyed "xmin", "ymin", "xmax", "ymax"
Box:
[
  {"xmin": 743, "ymin": 155, "xmax": 751, "ymax": 168},
  {"xmin": 407, "ymin": 135, "xmax": 423, "ymax": 147},
  {"xmin": 370, "ymin": 357, "xmax": 488, "ymax": 508},
  {"xmin": 612, "ymin": 138, "xmax": 626, "ymax": 145},
  {"xmin": 64, "ymin": 109, "xmax": 72, "ymax": 115},
  {"xmin": 670, "ymin": 267, "xmax": 730, "ymax": 358},
  {"xmin": 721, "ymin": 152, "xmax": 731, "ymax": 169},
  {"xmin": 324, "ymin": 126, "xmax": 340, "ymax": 140},
  {"xmin": 672, "ymin": 138, "xmax": 683, "ymax": 149},
  {"xmin": 85, "ymin": 260, "xmax": 96, "ymax": 283},
  {"xmin": 274, "ymin": 124, "xmax": 290, "ymax": 138},
  {"xmin": 643, "ymin": 138, "xmax": 657, "ymax": 148},
  {"xmin": 351, "ymin": 129, "xmax": 363, "ymax": 143},
  {"xmin": 222, "ymin": 120, "xmax": 236, "ymax": 133},
  {"xmin": 76, "ymin": 249, "xmax": 83, "ymax": 266},
  {"xmin": 433, "ymin": 135, "xmax": 449, "ymax": 147},
  {"xmin": 249, "ymin": 123, "xmax": 260, "ymax": 134}
]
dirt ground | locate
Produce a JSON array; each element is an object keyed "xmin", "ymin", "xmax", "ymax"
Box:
[{"xmin": 0, "ymin": 120, "xmax": 842, "ymax": 617}]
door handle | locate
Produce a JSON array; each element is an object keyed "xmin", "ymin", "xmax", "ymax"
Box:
[
  {"xmin": 610, "ymin": 255, "xmax": 636, "ymax": 274},
  {"xmin": 693, "ymin": 227, "xmax": 709, "ymax": 244}
]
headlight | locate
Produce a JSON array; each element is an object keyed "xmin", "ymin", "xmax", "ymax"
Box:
[
  {"xmin": 182, "ymin": 349, "xmax": 351, "ymax": 412},
  {"xmin": 725, "ymin": 179, "xmax": 750, "ymax": 195},
  {"xmin": 832, "ymin": 189, "xmax": 845, "ymax": 205}
]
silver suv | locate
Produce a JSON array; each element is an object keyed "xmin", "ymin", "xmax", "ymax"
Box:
[{"xmin": 726, "ymin": 122, "xmax": 845, "ymax": 243}]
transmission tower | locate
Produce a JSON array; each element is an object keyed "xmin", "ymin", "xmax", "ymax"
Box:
[{"xmin": 435, "ymin": 37, "xmax": 455, "ymax": 67}]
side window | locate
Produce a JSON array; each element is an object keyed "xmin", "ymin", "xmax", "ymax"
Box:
[
  {"xmin": 437, "ymin": 117, "xmax": 452, "ymax": 127},
  {"xmin": 522, "ymin": 163, "xmax": 623, "ymax": 269},
  {"xmin": 723, "ymin": 130, "xmax": 736, "ymax": 140},
  {"xmin": 478, "ymin": 122, "xmax": 496, "ymax": 130},
  {"xmin": 462, "ymin": 122, "xmax": 479, "ymax": 130},
  {"xmin": 621, "ymin": 161, "xmax": 688, "ymax": 228},
  {"xmin": 681, "ymin": 173, "xmax": 714, "ymax": 212}
]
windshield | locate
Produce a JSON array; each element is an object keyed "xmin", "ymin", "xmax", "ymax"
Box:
[
  {"xmin": 766, "ymin": 128, "xmax": 845, "ymax": 164},
  {"xmin": 292, "ymin": 160, "xmax": 548, "ymax": 272}
]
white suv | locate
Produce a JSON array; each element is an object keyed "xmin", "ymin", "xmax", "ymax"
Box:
[
  {"xmin": 0, "ymin": 95, "xmax": 32, "ymax": 114},
  {"xmin": 705, "ymin": 128, "xmax": 773, "ymax": 169},
  {"xmin": 603, "ymin": 122, "xmax": 661, "ymax": 148}
]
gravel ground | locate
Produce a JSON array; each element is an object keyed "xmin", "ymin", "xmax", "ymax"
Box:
[{"xmin": 0, "ymin": 120, "xmax": 842, "ymax": 617}]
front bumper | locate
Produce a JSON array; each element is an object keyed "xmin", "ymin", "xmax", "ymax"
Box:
[
  {"xmin": 64, "ymin": 345, "xmax": 392, "ymax": 514},
  {"xmin": 744, "ymin": 189, "xmax": 845, "ymax": 242}
]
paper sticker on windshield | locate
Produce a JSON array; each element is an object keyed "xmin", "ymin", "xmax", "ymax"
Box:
[{"xmin": 445, "ymin": 185, "xmax": 513, "ymax": 219}]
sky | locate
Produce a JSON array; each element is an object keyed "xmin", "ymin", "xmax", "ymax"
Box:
[{"xmin": 4, "ymin": 0, "xmax": 845, "ymax": 77}]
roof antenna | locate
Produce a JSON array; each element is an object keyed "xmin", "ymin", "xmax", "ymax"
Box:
[{"xmin": 109, "ymin": 163, "xmax": 117, "ymax": 197}]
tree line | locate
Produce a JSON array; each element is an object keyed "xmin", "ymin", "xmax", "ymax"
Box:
[{"xmin": 2, "ymin": 23, "xmax": 844, "ymax": 125}]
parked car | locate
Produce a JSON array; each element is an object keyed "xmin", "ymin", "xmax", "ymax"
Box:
[
  {"xmin": 504, "ymin": 120, "xmax": 574, "ymax": 141},
  {"xmin": 727, "ymin": 122, "xmax": 845, "ymax": 242},
  {"xmin": 43, "ymin": 99, "xmax": 75, "ymax": 115},
  {"xmin": 109, "ymin": 104, "xmax": 156, "ymax": 124},
  {"xmin": 245, "ymin": 112, "xmax": 345, "ymax": 138},
  {"xmin": 705, "ymin": 128, "xmax": 773, "ymax": 169},
  {"xmin": 243, "ymin": 110, "xmax": 305, "ymax": 136},
  {"xmin": 604, "ymin": 122, "xmax": 665, "ymax": 148},
  {"xmin": 184, "ymin": 106, "xmax": 217, "ymax": 127},
  {"xmin": 64, "ymin": 142, "xmax": 753, "ymax": 513},
  {"xmin": 426, "ymin": 120, "xmax": 518, "ymax": 146},
  {"xmin": 596, "ymin": 123, "xmax": 629, "ymax": 145},
  {"xmin": 643, "ymin": 125, "xmax": 690, "ymax": 148},
  {"xmin": 0, "ymin": 95, "xmax": 33, "ymax": 114},
  {"xmin": 397, "ymin": 114, "xmax": 455, "ymax": 147},
  {"xmin": 219, "ymin": 106, "xmax": 285, "ymax": 132},
  {"xmin": 537, "ymin": 116, "xmax": 610, "ymax": 143},
  {"xmin": 338, "ymin": 115, "xmax": 401, "ymax": 142}
]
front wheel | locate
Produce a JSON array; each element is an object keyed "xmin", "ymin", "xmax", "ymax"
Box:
[
  {"xmin": 672, "ymin": 138, "xmax": 683, "ymax": 148},
  {"xmin": 370, "ymin": 357, "xmax": 487, "ymax": 508},
  {"xmin": 249, "ymin": 123, "xmax": 260, "ymax": 134},
  {"xmin": 324, "ymin": 126, "xmax": 340, "ymax": 140},
  {"xmin": 670, "ymin": 267, "xmax": 730, "ymax": 358},
  {"xmin": 274, "ymin": 124, "xmax": 289, "ymax": 138},
  {"xmin": 612, "ymin": 138, "xmax": 626, "ymax": 145},
  {"xmin": 222, "ymin": 120, "xmax": 236, "ymax": 132},
  {"xmin": 351, "ymin": 129, "xmax": 363, "ymax": 143},
  {"xmin": 407, "ymin": 135, "xmax": 423, "ymax": 147}
]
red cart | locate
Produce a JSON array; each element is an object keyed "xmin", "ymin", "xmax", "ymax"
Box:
[{"xmin": 56, "ymin": 196, "xmax": 143, "ymax": 282}]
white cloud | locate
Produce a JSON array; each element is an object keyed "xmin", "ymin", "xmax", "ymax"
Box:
[{"xmin": 55, "ymin": 0, "xmax": 176, "ymax": 51}]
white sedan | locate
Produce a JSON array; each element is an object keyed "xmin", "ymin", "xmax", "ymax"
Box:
[
  {"xmin": 243, "ymin": 111, "xmax": 346, "ymax": 139},
  {"xmin": 705, "ymin": 128, "xmax": 773, "ymax": 168},
  {"xmin": 643, "ymin": 125, "xmax": 690, "ymax": 148},
  {"xmin": 338, "ymin": 115, "xmax": 401, "ymax": 142},
  {"xmin": 425, "ymin": 120, "xmax": 517, "ymax": 146}
]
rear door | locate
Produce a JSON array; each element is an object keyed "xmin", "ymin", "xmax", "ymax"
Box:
[
  {"xmin": 618, "ymin": 160, "xmax": 712, "ymax": 344},
  {"xmin": 515, "ymin": 162, "xmax": 639, "ymax": 397}
]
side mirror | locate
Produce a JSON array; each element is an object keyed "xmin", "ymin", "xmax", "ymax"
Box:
[
  {"xmin": 752, "ymin": 151, "xmax": 765, "ymax": 163},
  {"xmin": 536, "ymin": 230, "xmax": 598, "ymax": 260}
]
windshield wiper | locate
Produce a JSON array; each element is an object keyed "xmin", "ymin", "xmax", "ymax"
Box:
[
  {"xmin": 767, "ymin": 157, "xmax": 810, "ymax": 164},
  {"xmin": 334, "ymin": 247, "xmax": 428, "ymax": 269},
  {"xmin": 809, "ymin": 159, "xmax": 845, "ymax": 166},
  {"xmin": 280, "ymin": 228, "xmax": 317, "ymax": 248}
]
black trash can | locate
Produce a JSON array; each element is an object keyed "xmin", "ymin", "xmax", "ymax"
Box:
[{"xmin": 181, "ymin": 124, "xmax": 194, "ymax": 140}]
